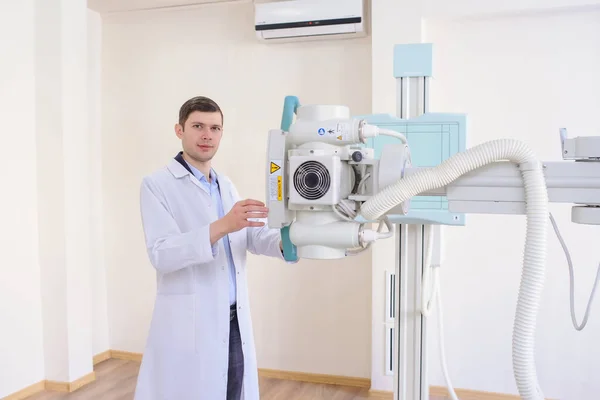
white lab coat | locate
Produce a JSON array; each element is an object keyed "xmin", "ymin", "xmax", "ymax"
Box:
[{"xmin": 134, "ymin": 158, "xmax": 287, "ymax": 400}]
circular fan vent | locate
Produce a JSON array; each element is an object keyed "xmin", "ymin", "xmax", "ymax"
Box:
[{"xmin": 293, "ymin": 160, "xmax": 331, "ymax": 200}]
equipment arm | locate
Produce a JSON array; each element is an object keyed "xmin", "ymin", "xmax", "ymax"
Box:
[{"xmin": 405, "ymin": 160, "xmax": 600, "ymax": 223}]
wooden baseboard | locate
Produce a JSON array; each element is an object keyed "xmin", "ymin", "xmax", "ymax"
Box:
[
  {"xmin": 367, "ymin": 389, "xmax": 393, "ymax": 399},
  {"xmin": 430, "ymin": 386, "xmax": 518, "ymax": 399},
  {"xmin": 93, "ymin": 350, "xmax": 112, "ymax": 365},
  {"xmin": 258, "ymin": 368, "xmax": 371, "ymax": 388},
  {"xmin": 110, "ymin": 350, "xmax": 143, "ymax": 362},
  {"xmin": 45, "ymin": 372, "xmax": 96, "ymax": 393},
  {"xmin": 92, "ymin": 349, "xmax": 144, "ymax": 365},
  {"xmin": 2, "ymin": 381, "xmax": 46, "ymax": 400},
  {"xmin": 2, "ymin": 372, "xmax": 96, "ymax": 400}
]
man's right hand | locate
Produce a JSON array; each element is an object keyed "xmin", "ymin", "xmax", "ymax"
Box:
[
  {"xmin": 210, "ymin": 199, "xmax": 268, "ymax": 244},
  {"xmin": 223, "ymin": 199, "xmax": 268, "ymax": 232}
]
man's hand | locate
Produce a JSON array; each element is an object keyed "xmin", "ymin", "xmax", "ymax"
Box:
[
  {"xmin": 210, "ymin": 199, "xmax": 267, "ymax": 244},
  {"xmin": 223, "ymin": 199, "xmax": 268, "ymax": 232}
]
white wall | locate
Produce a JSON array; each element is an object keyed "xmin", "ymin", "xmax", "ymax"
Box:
[
  {"xmin": 0, "ymin": 2, "xmax": 105, "ymax": 396},
  {"xmin": 423, "ymin": 8, "xmax": 600, "ymax": 400},
  {"xmin": 0, "ymin": 0, "xmax": 45, "ymax": 395},
  {"xmin": 100, "ymin": 1, "xmax": 373, "ymax": 378},
  {"xmin": 88, "ymin": 8, "xmax": 110, "ymax": 359}
]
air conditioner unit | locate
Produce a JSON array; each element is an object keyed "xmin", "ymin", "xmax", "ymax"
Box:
[{"xmin": 254, "ymin": 0, "xmax": 367, "ymax": 43}]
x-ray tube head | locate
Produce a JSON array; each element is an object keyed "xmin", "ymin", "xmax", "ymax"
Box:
[{"xmin": 265, "ymin": 103, "xmax": 410, "ymax": 259}]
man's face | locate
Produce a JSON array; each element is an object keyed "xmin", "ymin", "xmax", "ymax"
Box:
[{"xmin": 175, "ymin": 110, "xmax": 223, "ymax": 163}]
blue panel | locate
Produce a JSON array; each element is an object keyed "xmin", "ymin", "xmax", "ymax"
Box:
[
  {"xmin": 353, "ymin": 112, "xmax": 467, "ymax": 226},
  {"xmin": 394, "ymin": 43, "xmax": 433, "ymax": 78},
  {"xmin": 280, "ymin": 95, "xmax": 300, "ymax": 131},
  {"xmin": 279, "ymin": 96, "xmax": 300, "ymax": 262},
  {"xmin": 280, "ymin": 225, "xmax": 298, "ymax": 262}
]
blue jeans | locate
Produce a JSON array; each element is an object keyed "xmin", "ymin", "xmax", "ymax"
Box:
[{"xmin": 227, "ymin": 305, "xmax": 244, "ymax": 400}]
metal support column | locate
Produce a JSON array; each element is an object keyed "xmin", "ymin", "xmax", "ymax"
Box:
[{"xmin": 394, "ymin": 75, "xmax": 430, "ymax": 400}]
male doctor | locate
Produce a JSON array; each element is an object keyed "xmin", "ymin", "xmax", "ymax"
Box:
[{"xmin": 134, "ymin": 96, "xmax": 288, "ymax": 400}]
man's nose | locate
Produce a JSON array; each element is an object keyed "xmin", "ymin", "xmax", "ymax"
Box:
[{"xmin": 200, "ymin": 129, "xmax": 212, "ymax": 139}]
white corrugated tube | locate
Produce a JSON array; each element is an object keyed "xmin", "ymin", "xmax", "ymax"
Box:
[{"xmin": 359, "ymin": 139, "xmax": 548, "ymax": 400}]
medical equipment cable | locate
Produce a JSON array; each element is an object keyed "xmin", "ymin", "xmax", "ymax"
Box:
[
  {"xmin": 344, "ymin": 215, "xmax": 394, "ymax": 256},
  {"xmin": 333, "ymin": 200, "xmax": 357, "ymax": 222},
  {"xmin": 420, "ymin": 225, "xmax": 460, "ymax": 400},
  {"xmin": 331, "ymin": 200, "xmax": 379, "ymax": 254},
  {"xmin": 359, "ymin": 138, "xmax": 548, "ymax": 400},
  {"xmin": 357, "ymin": 172, "xmax": 371, "ymax": 194},
  {"xmin": 549, "ymin": 212, "xmax": 600, "ymax": 331},
  {"xmin": 377, "ymin": 128, "xmax": 408, "ymax": 144},
  {"xmin": 435, "ymin": 276, "xmax": 460, "ymax": 400},
  {"xmin": 361, "ymin": 124, "xmax": 408, "ymax": 144},
  {"xmin": 421, "ymin": 224, "xmax": 436, "ymax": 317},
  {"xmin": 336, "ymin": 167, "xmax": 394, "ymax": 255}
]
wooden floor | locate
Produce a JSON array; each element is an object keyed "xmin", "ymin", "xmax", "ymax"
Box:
[{"xmin": 24, "ymin": 359, "xmax": 448, "ymax": 400}]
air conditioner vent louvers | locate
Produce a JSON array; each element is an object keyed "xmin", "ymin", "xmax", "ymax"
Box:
[{"xmin": 293, "ymin": 161, "xmax": 331, "ymax": 200}]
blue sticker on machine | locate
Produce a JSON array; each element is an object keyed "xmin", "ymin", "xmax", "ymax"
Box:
[{"xmin": 318, "ymin": 128, "xmax": 325, "ymax": 135}]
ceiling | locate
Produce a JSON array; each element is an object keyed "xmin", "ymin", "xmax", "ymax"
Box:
[{"xmin": 87, "ymin": 0, "xmax": 252, "ymax": 13}]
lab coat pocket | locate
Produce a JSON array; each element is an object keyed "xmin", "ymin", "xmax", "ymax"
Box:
[{"xmin": 149, "ymin": 293, "xmax": 195, "ymax": 353}]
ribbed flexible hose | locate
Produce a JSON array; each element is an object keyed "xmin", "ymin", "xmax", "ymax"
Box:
[{"xmin": 360, "ymin": 139, "xmax": 548, "ymax": 400}]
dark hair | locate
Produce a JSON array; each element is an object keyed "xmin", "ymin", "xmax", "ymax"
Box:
[{"xmin": 178, "ymin": 96, "xmax": 223, "ymax": 127}]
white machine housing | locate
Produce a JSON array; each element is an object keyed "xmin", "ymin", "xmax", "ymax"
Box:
[
  {"xmin": 266, "ymin": 104, "xmax": 410, "ymax": 259},
  {"xmin": 254, "ymin": 0, "xmax": 366, "ymax": 43}
]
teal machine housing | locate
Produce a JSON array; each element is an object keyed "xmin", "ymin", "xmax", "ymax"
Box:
[
  {"xmin": 278, "ymin": 43, "xmax": 467, "ymax": 261},
  {"xmin": 279, "ymin": 95, "xmax": 301, "ymax": 262},
  {"xmin": 356, "ymin": 43, "xmax": 467, "ymax": 226},
  {"xmin": 359, "ymin": 112, "xmax": 466, "ymax": 225}
]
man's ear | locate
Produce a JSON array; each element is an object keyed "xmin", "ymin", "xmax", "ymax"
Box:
[{"xmin": 174, "ymin": 123, "xmax": 183, "ymax": 139}]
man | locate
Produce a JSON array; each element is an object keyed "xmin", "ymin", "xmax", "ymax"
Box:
[{"xmin": 134, "ymin": 96, "xmax": 288, "ymax": 400}]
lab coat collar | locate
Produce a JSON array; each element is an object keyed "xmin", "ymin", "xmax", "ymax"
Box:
[
  {"xmin": 170, "ymin": 152, "xmax": 234, "ymax": 212},
  {"xmin": 174, "ymin": 151, "xmax": 194, "ymax": 176},
  {"xmin": 167, "ymin": 153, "xmax": 191, "ymax": 178},
  {"xmin": 168, "ymin": 151, "xmax": 222, "ymax": 184}
]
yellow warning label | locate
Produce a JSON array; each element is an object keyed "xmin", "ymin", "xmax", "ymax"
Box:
[
  {"xmin": 270, "ymin": 162, "xmax": 281, "ymax": 174},
  {"xmin": 337, "ymin": 135, "xmax": 342, "ymax": 140},
  {"xmin": 277, "ymin": 176, "xmax": 282, "ymax": 201}
]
